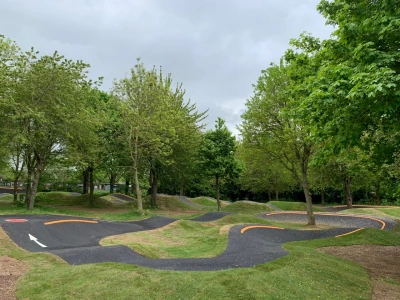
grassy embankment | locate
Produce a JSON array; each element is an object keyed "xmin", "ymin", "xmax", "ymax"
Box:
[
  {"xmin": 269, "ymin": 201, "xmax": 324, "ymax": 212},
  {"xmin": 188, "ymin": 197, "xmax": 231, "ymax": 207}
]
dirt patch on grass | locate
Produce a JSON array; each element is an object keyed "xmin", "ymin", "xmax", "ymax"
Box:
[
  {"xmin": 320, "ymin": 245, "xmax": 400, "ymax": 300},
  {"xmin": 218, "ymin": 224, "xmax": 234, "ymax": 234},
  {"xmin": 0, "ymin": 256, "xmax": 28, "ymax": 300}
]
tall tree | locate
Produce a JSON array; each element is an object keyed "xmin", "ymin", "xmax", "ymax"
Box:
[
  {"xmin": 240, "ymin": 61, "xmax": 317, "ymax": 225},
  {"xmin": 303, "ymin": 0, "xmax": 400, "ymax": 158},
  {"xmin": 113, "ymin": 59, "xmax": 179, "ymax": 213},
  {"xmin": 199, "ymin": 118, "xmax": 238, "ymax": 211}
]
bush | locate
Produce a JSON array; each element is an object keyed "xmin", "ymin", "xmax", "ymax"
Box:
[{"xmin": 35, "ymin": 193, "xmax": 50, "ymax": 204}]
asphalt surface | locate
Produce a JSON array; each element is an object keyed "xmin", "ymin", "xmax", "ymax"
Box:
[
  {"xmin": 260, "ymin": 212, "xmax": 397, "ymax": 230},
  {"xmin": 0, "ymin": 212, "xmax": 394, "ymax": 271},
  {"xmin": 188, "ymin": 212, "xmax": 232, "ymax": 222},
  {"xmin": 321, "ymin": 205, "xmax": 398, "ymax": 212}
]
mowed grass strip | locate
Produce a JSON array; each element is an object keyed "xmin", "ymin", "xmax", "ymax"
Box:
[
  {"xmin": 3, "ymin": 222, "xmax": 398, "ymax": 300},
  {"xmin": 269, "ymin": 201, "xmax": 324, "ymax": 212}
]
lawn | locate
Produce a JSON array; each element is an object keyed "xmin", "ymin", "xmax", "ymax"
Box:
[
  {"xmin": 221, "ymin": 201, "xmax": 273, "ymax": 214},
  {"xmin": 269, "ymin": 201, "xmax": 324, "ymax": 212}
]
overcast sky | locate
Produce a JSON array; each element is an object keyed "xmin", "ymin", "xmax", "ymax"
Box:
[{"xmin": 1, "ymin": 0, "xmax": 333, "ymax": 134}]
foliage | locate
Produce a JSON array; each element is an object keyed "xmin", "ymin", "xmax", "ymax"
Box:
[{"xmin": 199, "ymin": 118, "xmax": 240, "ymax": 209}]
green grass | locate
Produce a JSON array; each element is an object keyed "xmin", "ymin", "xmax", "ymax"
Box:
[
  {"xmin": 0, "ymin": 193, "xmax": 13, "ymax": 201},
  {"xmin": 35, "ymin": 192, "xmax": 115, "ymax": 208},
  {"xmin": 154, "ymin": 195, "xmax": 207, "ymax": 211},
  {"xmin": 221, "ymin": 201, "xmax": 273, "ymax": 214},
  {"xmin": 340, "ymin": 207, "xmax": 400, "ymax": 220},
  {"xmin": 269, "ymin": 201, "xmax": 324, "ymax": 212},
  {"xmin": 188, "ymin": 197, "xmax": 218, "ymax": 207},
  {"xmin": 1, "ymin": 220, "xmax": 397, "ymax": 299}
]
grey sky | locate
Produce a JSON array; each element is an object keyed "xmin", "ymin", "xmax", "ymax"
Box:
[{"xmin": 1, "ymin": 0, "xmax": 333, "ymax": 134}]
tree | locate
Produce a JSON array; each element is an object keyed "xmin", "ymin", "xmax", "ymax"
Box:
[
  {"xmin": 113, "ymin": 59, "xmax": 180, "ymax": 212},
  {"xmin": 199, "ymin": 118, "xmax": 238, "ymax": 211},
  {"xmin": 240, "ymin": 61, "xmax": 317, "ymax": 225},
  {"xmin": 303, "ymin": 0, "xmax": 400, "ymax": 157},
  {"xmin": 0, "ymin": 44, "xmax": 100, "ymax": 209},
  {"xmin": 238, "ymin": 142, "xmax": 296, "ymax": 201}
]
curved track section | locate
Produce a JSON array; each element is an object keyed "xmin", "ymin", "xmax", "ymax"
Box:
[
  {"xmin": 261, "ymin": 212, "xmax": 397, "ymax": 230},
  {"xmin": 0, "ymin": 212, "xmax": 394, "ymax": 271}
]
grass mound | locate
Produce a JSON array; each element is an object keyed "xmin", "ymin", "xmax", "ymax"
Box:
[
  {"xmin": 188, "ymin": 197, "xmax": 218, "ymax": 207},
  {"xmin": 35, "ymin": 192, "xmax": 114, "ymax": 208},
  {"xmin": 221, "ymin": 201, "xmax": 273, "ymax": 214},
  {"xmin": 153, "ymin": 195, "xmax": 201, "ymax": 211},
  {"xmin": 269, "ymin": 201, "xmax": 324, "ymax": 212}
]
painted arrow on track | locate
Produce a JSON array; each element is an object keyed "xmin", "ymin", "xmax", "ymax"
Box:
[{"xmin": 28, "ymin": 234, "xmax": 47, "ymax": 248}]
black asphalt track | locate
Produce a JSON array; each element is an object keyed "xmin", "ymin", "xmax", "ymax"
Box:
[
  {"xmin": 188, "ymin": 212, "xmax": 232, "ymax": 222},
  {"xmin": 260, "ymin": 212, "xmax": 397, "ymax": 230},
  {"xmin": 110, "ymin": 193, "xmax": 135, "ymax": 202},
  {"xmin": 0, "ymin": 212, "xmax": 394, "ymax": 271}
]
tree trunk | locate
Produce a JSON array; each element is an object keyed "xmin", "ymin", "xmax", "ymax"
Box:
[
  {"xmin": 216, "ymin": 174, "xmax": 221, "ymax": 211},
  {"xmin": 29, "ymin": 169, "xmax": 41, "ymax": 210},
  {"xmin": 301, "ymin": 166, "xmax": 315, "ymax": 225},
  {"xmin": 344, "ymin": 175, "xmax": 353, "ymax": 209},
  {"xmin": 125, "ymin": 180, "xmax": 129, "ymax": 195},
  {"xmin": 376, "ymin": 192, "xmax": 381, "ymax": 206},
  {"xmin": 150, "ymin": 168, "xmax": 157, "ymax": 207},
  {"xmin": 25, "ymin": 169, "xmax": 32, "ymax": 209},
  {"xmin": 321, "ymin": 190, "xmax": 325, "ymax": 206},
  {"xmin": 375, "ymin": 182, "xmax": 381, "ymax": 205},
  {"xmin": 133, "ymin": 135, "xmax": 143, "ymax": 213},
  {"xmin": 89, "ymin": 166, "xmax": 94, "ymax": 207},
  {"xmin": 109, "ymin": 173, "xmax": 115, "ymax": 194},
  {"xmin": 275, "ymin": 189, "xmax": 279, "ymax": 201},
  {"xmin": 82, "ymin": 169, "xmax": 89, "ymax": 194},
  {"xmin": 13, "ymin": 178, "xmax": 19, "ymax": 204}
]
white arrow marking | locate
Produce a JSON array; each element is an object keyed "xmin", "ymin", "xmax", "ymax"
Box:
[{"xmin": 28, "ymin": 234, "xmax": 47, "ymax": 248}]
